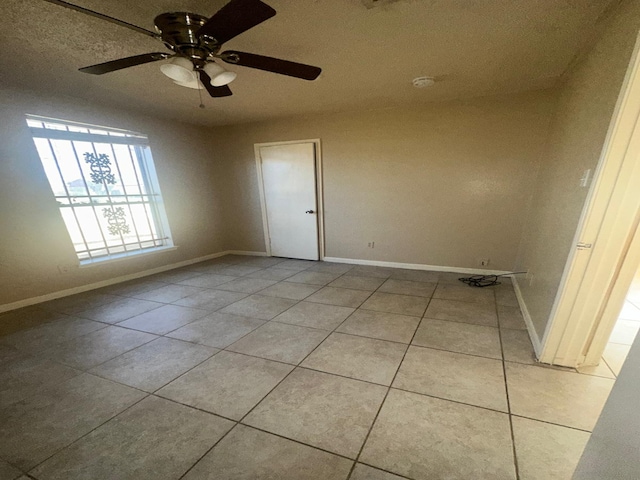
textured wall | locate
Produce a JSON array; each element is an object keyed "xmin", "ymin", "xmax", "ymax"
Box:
[
  {"xmin": 212, "ymin": 90, "xmax": 556, "ymax": 271},
  {"xmin": 515, "ymin": 0, "xmax": 640, "ymax": 339}
]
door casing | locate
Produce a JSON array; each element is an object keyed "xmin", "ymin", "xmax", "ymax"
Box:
[{"xmin": 254, "ymin": 139, "xmax": 325, "ymax": 260}]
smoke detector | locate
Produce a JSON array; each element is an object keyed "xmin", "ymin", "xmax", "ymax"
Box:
[
  {"xmin": 412, "ymin": 76, "xmax": 436, "ymax": 88},
  {"xmin": 361, "ymin": 0, "xmax": 402, "ymax": 9}
]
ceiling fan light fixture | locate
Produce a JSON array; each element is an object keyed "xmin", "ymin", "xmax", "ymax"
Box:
[
  {"xmin": 211, "ymin": 70, "xmax": 237, "ymax": 86},
  {"xmin": 203, "ymin": 62, "xmax": 237, "ymax": 86},
  {"xmin": 173, "ymin": 79, "xmax": 202, "ymax": 90},
  {"xmin": 160, "ymin": 57, "xmax": 194, "ymax": 83}
]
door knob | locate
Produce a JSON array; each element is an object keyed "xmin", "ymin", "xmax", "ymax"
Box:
[{"xmin": 305, "ymin": 210, "xmax": 315, "ymax": 214}]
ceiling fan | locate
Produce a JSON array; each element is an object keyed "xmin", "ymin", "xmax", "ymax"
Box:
[{"xmin": 42, "ymin": 0, "xmax": 322, "ymax": 98}]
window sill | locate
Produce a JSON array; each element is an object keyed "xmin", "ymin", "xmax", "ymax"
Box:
[{"xmin": 79, "ymin": 245, "xmax": 178, "ymax": 268}]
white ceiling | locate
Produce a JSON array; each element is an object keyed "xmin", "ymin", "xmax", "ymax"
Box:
[{"xmin": 1, "ymin": 0, "xmax": 616, "ymax": 126}]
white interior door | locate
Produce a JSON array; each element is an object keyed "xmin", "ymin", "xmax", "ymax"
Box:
[{"xmin": 259, "ymin": 142, "xmax": 319, "ymax": 260}]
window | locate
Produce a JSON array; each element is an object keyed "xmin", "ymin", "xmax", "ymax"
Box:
[{"xmin": 27, "ymin": 115, "xmax": 173, "ymax": 264}]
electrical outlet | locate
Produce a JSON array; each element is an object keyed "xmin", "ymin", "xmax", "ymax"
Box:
[
  {"xmin": 367, "ymin": 242, "xmax": 375, "ymax": 249},
  {"xmin": 478, "ymin": 258, "xmax": 490, "ymax": 267}
]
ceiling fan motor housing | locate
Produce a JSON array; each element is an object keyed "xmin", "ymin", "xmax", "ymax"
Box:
[{"xmin": 154, "ymin": 12, "xmax": 219, "ymax": 64}]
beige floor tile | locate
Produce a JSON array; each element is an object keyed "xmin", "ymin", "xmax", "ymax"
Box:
[
  {"xmin": 117, "ymin": 304, "xmax": 209, "ymax": 335},
  {"xmin": 394, "ymin": 346, "xmax": 508, "ymax": 411},
  {"xmin": 215, "ymin": 265, "xmax": 264, "ymax": 277},
  {"xmin": 351, "ymin": 464, "xmax": 406, "ymax": 480},
  {"xmin": 75, "ymin": 297, "xmax": 163, "ymax": 324},
  {"xmin": 436, "ymin": 272, "xmax": 468, "ymax": 284},
  {"xmin": 166, "ymin": 312, "xmax": 265, "ymax": 348},
  {"xmin": 258, "ymin": 281, "xmax": 321, "ymax": 300},
  {"xmin": 328, "ymin": 275, "xmax": 386, "ymax": 291},
  {"xmin": 101, "ymin": 279, "xmax": 167, "ymax": 297},
  {"xmin": 0, "ymin": 459, "xmax": 22, "ymax": 480},
  {"xmin": 244, "ymin": 368, "xmax": 386, "ymax": 458},
  {"xmin": 183, "ymin": 425, "xmax": 353, "ymax": 480},
  {"xmin": 0, "ymin": 307, "xmax": 65, "ymax": 337},
  {"xmin": 346, "ymin": 265, "xmax": 394, "ymax": 279},
  {"xmin": 412, "ymin": 318, "xmax": 501, "ymax": 359},
  {"xmin": 361, "ymin": 292, "xmax": 429, "ymax": 317},
  {"xmin": 602, "ymin": 342, "xmax": 631, "ymax": 375},
  {"xmin": 302, "ymin": 333, "xmax": 407, "ymax": 385},
  {"xmin": 0, "ymin": 374, "xmax": 145, "ymax": 470},
  {"xmin": 219, "ymin": 295, "xmax": 298, "ymax": 320},
  {"xmin": 618, "ymin": 301, "xmax": 640, "ymax": 321},
  {"xmin": 227, "ymin": 322, "xmax": 329, "ymax": 364},
  {"xmin": 90, "ymin": 337, "xmax": 217, "ymax": 392},
  {"xmin": 240, "ymin": 257, "xmax": 287, "ymax": 268},
  {"xmin": 245, "ymin": 267, "xmax": 298, "ymax": 281},
  {"xmin": 505, "ymin": 363, "xmax": 614, "ymax": 431},
  {"xmin": 175, "ymin": 273, "xmax": 237, "ymax": 288},
  {"xmin": 501, "ymin": 329, "xmax": 537, "ymax": 364},
  {"xmin": 512, "ymin": 416, "xmax": 590, "ymax": 480},
  {"xmin": 360, "ymin": 389, "xmax": 516, "ymax": 480},
  {"xmin": 30, "ymin": 396, "xmax": 233, "ymax": 480},
  {"xmin": 433, "ymin": 284, "xmax": 495, "ymax": 304},
  {"xmin": 608, "ymin": 319, "xmax": 640, "ymax": 345},
  {"xmin": 172, "ymin": 289, "xmax": 249, "ymax": 310},
  {"xmin": 158, "ymin": 351, "xmax": 293, "ymax": 420},
  {"xmin": 132, "ymin": 284, "xmax": 206, "ymax": 303},
  {"xmin": 286, "ymin": 271, "xmax": 341, "ymax": 286},
  {"xmin": 495, "ymin": 286, "xmax": 519, "ymax": 307},
  {"xmin": 41, "ymin": 292, "xmax": 121, "ymax": 315},
  {"xmin": 275, "ymin": 259, "xmax": 317, "ymax": 271},
  {"xmin": 336, "ymin": 310, "xmax": 420, "ymax": 343},
  {"xmin": 498, "ymin": 305, "xmax": 527, "ymax": 330},
  {"xmin": 1, "ymin": 317, "xmax": 106, "ymax": 353},
  {"xmin": 0, "ymin": 347, "xmax": 80, "ymax": 407},
  {"xmin": 182, "ymin": 262, "xmax": 232, "ymax": 274},
  {"xmin": 378, "ymin": 279, "xmax": 436, "ymax": 298},
  {"xmin": 425, "ymin": 298, "xmax": 498, "ymax": 327},
  {"xmin": 307, "ymin": 262, "xmax": 355, "ymax": 274},
  {"xmin": 273, "ymin": 301, "xmax": 355, "ymax": 330},
  {"xmin": 576, "ymin": 361, "xmax": 616, "ymax": 379},
  {"xmin": 216, "ymin": 277, "xmax": 279, "ymax": 294},
  {"xmin": 305, "ymin": 286, "xmax": 371, "ymax": 308},
  {"xmin": 149, "ymin": 270, "xmax": 203, "ymax": 284},
  {"xmin": 389, "ymin": 269, "xmax": 440, "ymax": 283},
  {"xmin": 40, "ymin": 326, "xmax": 157, "ymax": 370}
]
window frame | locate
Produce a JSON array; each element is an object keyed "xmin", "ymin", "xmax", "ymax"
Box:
[{"xmin": 26, "ymin": 115, "xmax": 174, "ymax": 265}]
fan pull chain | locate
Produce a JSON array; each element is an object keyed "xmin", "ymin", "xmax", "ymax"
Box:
[{"xmin": 197, "ymin": 79, "xmax": 205, "ymax": 109}]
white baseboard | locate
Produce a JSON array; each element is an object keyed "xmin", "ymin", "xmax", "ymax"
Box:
[
  {"xmin": 323, "ymin": 256, "xmax": 510, "ymax": 276},
  {"xmin": 0, "ymin": 250, "xmax": 265, "ymax": 314},
  {"xmin": 227, "ymin": 250, "xmax": 268, "ymax": 257},
  {"xmin": 511, "ymin": 276, "xmax": 543, "ymax": 358}
]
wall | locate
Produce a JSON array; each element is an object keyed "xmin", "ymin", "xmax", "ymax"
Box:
[
  {"xmin": 0, "ymin": 88, "xmax": 230, "ymax": 307},
  {"xmin": 515, "ymin": 0, "xmax": 640, "ymax": 340},
  {"xmin": 213, "ymin": 90, "xmax": 556, "ymax": 271}
]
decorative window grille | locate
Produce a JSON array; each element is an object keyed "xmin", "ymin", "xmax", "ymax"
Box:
[{"xmin": 26, "ymin": 115, "xmax": 173, "ymax": 263}]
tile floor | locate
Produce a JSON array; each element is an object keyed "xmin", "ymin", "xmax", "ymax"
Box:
[
  {"xmin": 0, "ymin": 255, "xmax": 616, "ymax": 480},
  {"xmin": 600, "ymin": 271, "xmax": 640, "ymax": 376}
]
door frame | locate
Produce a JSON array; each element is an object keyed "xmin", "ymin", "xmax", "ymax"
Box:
[
  {"xmin": 539, "ymin": 31, "xmax": 640, "ymax": 367},
  {"xmin": 254, "ymin": 139, "xmax": 325, "ymax": 260}
]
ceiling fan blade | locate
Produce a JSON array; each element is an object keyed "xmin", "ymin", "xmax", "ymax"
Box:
[
  {"xmin": 198, "ymin": 71, "xmax": 233, "ymax": 97},
  {"xmin": 79, "ymin": 53, "xmax": 171, "ymax": 75},
  {"xmin": 220, "ymin": 51, "xmax": 321, "ymax": 80},
  {"xmin": 196, "ymin": 0, "xmax": 276, "ymax": 45},
  {"xmin": 41, "ymin": 0, "xmax": 159, "ymax": 38}
]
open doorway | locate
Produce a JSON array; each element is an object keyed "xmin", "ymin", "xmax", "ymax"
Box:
[{"xmin": 602, "ymin": 269, "xmax": 640, "ymax": 374}]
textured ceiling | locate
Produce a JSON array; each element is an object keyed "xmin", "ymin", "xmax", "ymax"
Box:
[{"xmin": 1, "ymin": 0, "xmax": 616, "ymax": 126}]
